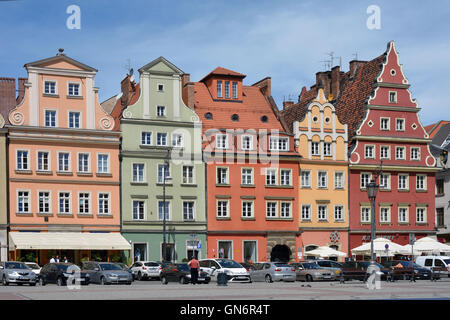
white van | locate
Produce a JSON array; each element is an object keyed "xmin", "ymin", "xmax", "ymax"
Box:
[
  {"xmin": 415, "ymin": 256, "xmax": 450, "ymax": 276},
  {"xmin": 199, "ymin": 259, "xmax": 251, "ymax": 283}
]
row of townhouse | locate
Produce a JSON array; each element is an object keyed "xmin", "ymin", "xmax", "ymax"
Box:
[{"xmin": 0, "ymin": 41, "xmax": 446, "ymax": 265}]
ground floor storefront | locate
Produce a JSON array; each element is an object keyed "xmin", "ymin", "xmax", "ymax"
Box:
[
  {"xmin": 8, "ymin": 232, "xmax": 131, "ymax": 265},
  {"xmin": 297, "ymin": 229, "xmax": 349, "ymax": 262},
  {"xmin": 122, "ymin": 232, "xmax": 207, "ymax": 263}
]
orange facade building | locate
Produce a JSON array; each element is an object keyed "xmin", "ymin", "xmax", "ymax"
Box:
[
  {"xmin": 184, "ymin": 68, "xmax": 301, "ymax": 263},
  {"xmin": 7, "ymin": 50, "xmax": 130, "ymax": 264}
]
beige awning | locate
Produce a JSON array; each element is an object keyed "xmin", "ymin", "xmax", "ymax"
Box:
[{"xmin": 9, "ymin": 232, "xmax": 131, "ymax": 250}]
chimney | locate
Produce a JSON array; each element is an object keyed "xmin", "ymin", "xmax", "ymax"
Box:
[
  {"xmin": 16, "ymin": 77, "xmax": 27, "ymax": 104},
  {"xmin": 181, "ymin": 74, "xmax": 195, "ymax": 109},
  {"xmin": 349, "ymin": 60, "xmax": 367, "ymax": 78},
  {"xmin": 330, "ymin": 66, "xmax": 340, "ymax": 100},
  {"xmin": 315, "ymin": 72, "xmax": 331, "ymax": 98},
  {"xmin": 283, "ymin": 100, "xmax": 294, "ymax": 110},
  {"xmin": 0, "ymin": 77, "xmax": 16, "ymax": 123},
  {"xmin": 252, "ymin": 77, "xmax": 271, "ymax": 98},
  {"xmin": 298, "ymin": 86, "xmax": 307, "ymax": 102},
  {"xmin": 120, "ymin": 75, "xmax": 136, "ymax": 108}
]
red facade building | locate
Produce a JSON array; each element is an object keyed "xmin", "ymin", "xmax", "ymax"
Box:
[{"xmin": 183, "ymin": 68, "xmax": 301, "ymax": 263}]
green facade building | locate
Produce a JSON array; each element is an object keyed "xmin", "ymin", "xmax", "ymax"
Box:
[{"xmin": 120, "ymin": 57, "xmax": 206, "ymax": 263}]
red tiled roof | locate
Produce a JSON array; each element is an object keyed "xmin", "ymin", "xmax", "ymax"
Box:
[
  {"xmin": 425, "ymin": 120, "xmax": 450, "ymax": 138},
  {"xmin": 280, "ymin": 86, "xmax": 317, "ymax": 133},
  {"xmin": 199, "ymin": 67, "xmax": 246, "ymax": 82}
]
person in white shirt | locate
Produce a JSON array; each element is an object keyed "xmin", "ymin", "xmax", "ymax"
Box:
[{"xmin": 49, "ymin": 256, "xmax": 56, "ymax": 263}]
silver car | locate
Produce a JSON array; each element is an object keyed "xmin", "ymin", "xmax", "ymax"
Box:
[
  {"xmin": 250, "ymin": 262, "xmax": 296, "ymax": 283},
  {"xmin": 81, "ymin": 261, "xmax": 133, "ymax": 285},
  {"xmin": 0, "ymin": 261, "xmax": 37, "ymax": 286},
  {"xmin": 308, "ymin": 260, "xmax": 342, "ymax": 279},
  {"xmin": 294, "ymin": 262, "xmax": 335, "ymax": 282}
]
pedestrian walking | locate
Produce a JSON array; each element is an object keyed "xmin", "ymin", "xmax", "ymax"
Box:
[
  {"xmin": 49, "ymin": 256, "xmax": 56, "ymax": 263},
  {"xmin": 187, "ymin": 256, "xmax": 199, "ymax": 285}
]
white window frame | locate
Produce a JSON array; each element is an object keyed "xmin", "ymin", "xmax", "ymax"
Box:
[
  {"xmin": 98, "ymin": 192, "xmax": 111, "ymax": 215},
  {"xmin": 16, "ymin": 150, "xmax": 30, "ymax": 171},
  {"xmin": 157, "ymin": 133, "xmax": 168, "ymax": 146},
  {"xmin": 241, "ymin": 200, "xmax": 254, "ymax": 218},
  {"xmin": 216, "ymin": 134, "xmax": 228, "ymax": 149},
  {"xmin": 410, "ymin": 147, "xmax": 421, "ymax": 161},
  {"xmin": 97, "ymin": 153, "xmax": 110, "ymax": 174},
  {"xmin": 141, "ymin": 132, "xmax": 152, "ymax": 145},
  {"xmin": 380, "ymin": 145, "xmax": 391, "ymax": 160},
  {"xmin": 67, "ymin": 82, "xmax": 81, "ymax": 97},
  {"xmin": 77, "ymin": 152, "xmax": 91, "ymax": 173},
  {"xmin": 266, "ymin": 201, "xmax": 277, "ymax": 218},
  {"xmin": 44, "ymin": 109, "xmax": 57, "ymax": 128},
  {"xmin": 317, "ymin": 205, "xmax": 328, "ymax": 221},
  {"xmin": 17, "ymin": 190, "xmax": 31, "ymax": 214},
  {"xmin": 361, "ymin": 206, "xmax": 371, "ymax": 223},
  {"xmin": 241, "ymin": 167, "xmax": 253, "ymax": 185},
  {"xmin": 398, "ymin": 174, "xmax": 409, "ymax": 191},
  {"xmin": 334, "ymin": 171, "xmax": 345, "ymax": 189},
  {"xmin": 57, "ymin": 152, "xmax": 71, "ymax": 172},
  {"xmin": 68, "ymin": 111, "xmax": 81, "ymax": 129},
  {"xmin": 78, "ymin": 192, "xmax": 91, "ymax": 215},
  {"xmin": 317, "ymin": 171, "xmax": 328, "ymax": 189},
  {"xmin": 183, "ymin": 201, "xmax": 195, "ymax": 221},
  {"xmin": 217, "ymin": 167, "xmax": 229, "ymax": 185},
  {"xmin": 334, "ymin": 205, "xmax": 344, "ymax": 222},
  {"xmin": 398, "ymin": 206, "xmax": 409, "ymax": 223},
  {"xmin": 379, "ymin": 173, "xmax": 391, "ymax": 190},
  {"xmin": 217, "ymin": 200, "xmax": 229, "ymax": 218},
  {"xmin": 224, "ymin": 81, "xmax": 230, "ymax": 98},
  {"xmin": 156, "ymin": 105, "xmax": 166, "ymax": 117},
  {"xmin": 38, "ymin": 190, "xmax": 51, "ymax": 214},
  {"xmin": 241, "ymin": 135, "xmax": 253, "ymax": 151},
  {"xmin": 157, "ymin": 163, "xmax": 170, "ymax": 184},
  {"xmin": 380, "ymin": 117, "xmax": 390, "ymax": 131},
  {"xmin": 364, "ymin": 145, "xmax": 375, "ymax": 159},
  {"xmin": 265, "ymin": 168, "xmax": 277, "ymax": 186},
  {"xmin": 416, "ymin": 174, "xmax": 427, "ymax": 191},
  {"xmin": 158, "ymin": 200, "xmax": 171, "ymax": 221},
  {"xmin": 132, "ymin": 200, "xmax": 145, "ymax": 220},
  {"xmin": 182, "ymin": 165, "xmax": 195, "ymax": 184},
  {"xmin": 311, "ymin": 142, "xmax": 320, "ymax": 156},
  {"xmin": 217, "ymin": 81, "xmax": 223, "ymax": 98},
  {"xmin": 58, "ymin": 191, "xmax": 72, "ymax": 215},
  {"xmin": 360, "ymin": 172, "xmax": 372, "ymax": 189},
  {"xmin": 389, "ymin": 91, "xmax": 398, "ymax": 104},
  {"xmin": 395, "ymin": 118, "xmax": 405, "ymax": 131},
  {"xmin": 171, "ymin": 133, "xmax": 183, "ymax": 148},
  {"xmin": 395, "ymin": 146, "xmax": 406, "ymax": 160},
  {"xmin": 132, "ymin": 163, "xmax": 145, "ymax": 183},
  {"xmin": 37, "ymin": 150, "xmax": 50, "ymax": 172},
  {"xmin": 280, "ymin": 202, "xmax": 292, "ymax": 218},
  {"xmin": 232, "ymin": 81, "xmax": 238, "ymax": 99},
  {"xmin": 416, "ymin": 207, "xmax": 427, "ymax": 223},
  {"xmin": 300, "ymin": 170, "xmax": 312, "ymax": 188},
  {"xmin": 301, "ymin": 204, "xmax": 312, "ymax": 221},
  {"xmin": 269, "ymin": 137, "xmax": 288, "ymax": 151},
  {"xmin": 280, "ymin": 169, "xmax": 292, "ymax": 186},
  {"xmin": 380, "ymin": 206, "xmax": 391, "ymax": 223},
  {"xmin": 323, "ymin": 142, "xmax": 332, "ymax": 157},
  {"xmin": 43, "ymin": 80, "xmax": 57, "ymax": 95}
]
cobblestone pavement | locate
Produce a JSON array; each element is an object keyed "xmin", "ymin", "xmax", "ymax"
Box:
[{"xmin": 1, "ymin": 279, "xmax": 450, "ymax": 300}]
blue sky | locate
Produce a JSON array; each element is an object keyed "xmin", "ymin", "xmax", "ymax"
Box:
[{"xmin": 0, "ymin": 0, "xmax": 449, "ymax": 126}]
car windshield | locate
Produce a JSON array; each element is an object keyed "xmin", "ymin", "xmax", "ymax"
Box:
[
  {"xmin": 100, "ymin": 263, "xmax": 122, "ymax": 271},
  {"xmin": 216, "ymin": 259, "xmax": 242, "ymax": 268},
  {"xmin": 301, "ymin": 263, "xmax": 319, "ymax": 269},
  {"xmin": 274, "ymin": 263, "xmax": 291, "ymax": 268},
  {"xmin": 26, "ymin": 263, "xmax": 40, "ymax": 269},
  {"xmin": 4, "ymin": 262, "xmax": 28, "ymax": 269},
  {"xmin": 57, "ymin": 264, "xmax": 80, "ymax": 272},
  {"xmin": 444, "ymin": 259, "xmax": 450, "ymax": 265},
  {"xmin": 144, "ymin": 262, "xmax": 159, "ymax": 267},
  {"xmin": 177, "ymin": 264, "xmax": 190, "ymax": 271}
]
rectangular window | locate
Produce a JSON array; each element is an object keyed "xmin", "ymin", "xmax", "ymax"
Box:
[
  {"xmin": 269, "ymin": 137, "xmax": 288, "ymax": 151},
  {"xmin": 98, "ymin": 193, "xmax": 110, "ymax": 215},
  {"xmin": 416, "ymin": 175, "xmax": 426, "ymax": 191},
  {"xmin": 398, "ymin": 174, "xmax": 409, "ymax": 190},
  {"xmin": 301, "ymin": 171, "xmax": 311, "ymax": 188},
  {"xmin": 158, "ymin": 84, "xmax": 164, "ymax": 91},
  {"xmin": 44, "ymin": 81, "xmax": 56, "ymax": 94},
  {"xmin": 266, "ymin": 202, "xmax": 277, "ymax": 218},
  {"xmin": 141, "ymin": 132, "xmax": 152, "ymax": 145},
  {"xmin": 361, "ymin": 173, "xmax": 371, "ymax": 189},
  {"xmin": 78, "ymin": 193, "xmax": 90, "ymax": 214},
  {"xmin": 217, "ymin": 167, "xmax": 229, "ymax": 184},
  {"xmin": 311, "ymin": 142, "xmax": 320, "ymax": 156},
  {"xmin": 266, "ymin": 168, "xmax": 277, "ymax": 185},
  {"xmin": 365, "ymin": 145, "xmax": 375, "ymax": 159},
  {"xmin": 68, "ymin": 112, "xmax": 80, "ymax": 128},
  {"xmin": 398, "ymin": 207, "xmax": 408, "ymax": 223},
  {"xmin": 132, "ymin": 164, "xmax": 145, "ymax": 183},
  {"xmin": 78, "ymin": 153, "xmax": 90, "ymax": 173},
  {"xmin": 17, "ymin": 150, "xmax": 29, "ymax": 170},
  {"xmin": 411, "ymin": 147, "xmax": 420, "ymax": 161},
  {"xmin": 216, "ymin": 134, "xmax": 228, "ymax": 149},
  {"xmin": 217, "ymin": 201, "xmax": 229, "ymax": 218},
  {"xmin": 437, "ymin": 179, "xmax": 444, "ymax": 195},
  {"xmin": 232, "ymin": 82, "xmax": 238, "ymax": 99},
  {"xmin": 59, "ymin": 192, "xmax": 71, "ymax": 214},
  {"xmin": 241, "ymin": 135, "xmax": 253, "ymax": 150},
  {"xmin": 37, "ymin": 151, "xmax": 50, "ymax": 171},
  {"xmin": 224, "ymin": 81, "xmax": 230, "ymax": 98},
  {"xmin": 132, "ymin": 200, "xmax": 145, "ymax": 220},
  {"xmin": 280, "ymin": 202, "xmax": 291, "ymax": 218},
  {"xmin": 396, "ymin": 118, "xmax": 405, "ymax": 131},
  {"xmin": 242, "ymin": 201, "xmax": 253, "ymax": 218},
  {"xmin": 380, "ymin": 118, "xmax": 390, "ymax": 130},
  {"xmin": 334, "ymin": 205, "xmax": 344, "ymax": 221},
  {"xmin": 395, "ymin": 147, "xmax": 405, "ymax": 160},
  {"xmin": 280, "ymin": 169, "xmax": 291, "ymax": 186},
  {"xmin": 241, "ymin": 168, "xmax": 253, "ymax": 185},
  {"xmin": 324, "ymin": 143, "xmax": 332, "ymax": 156},
  {"xmin": 361, "ymin": 207, "xmax": 371, "ymax": 223},
  {"xmin": 182, "ymin": 201, "xmax": 195, "ymax": 221},
  {"xmin": 416, "ymin": 207, "xmax": 426, "ymax": 223},
  {"xmin": 158, "ymin": 201, "xmax": 170, "ymax": 220},
  {"xmin": 157, "ymin": 106, "xmax": 166, "ymax": 117},
  {"xmin": 97, "ymin": 154, "xmax": 109, "ymax": 174},
  {"xmin": 437, "ymin": 208, "xmax": 445, "ymax": 227},
  {"xmin": 334, "ymin": 172, "xmax": 344, "ymax": 189},
  {"xmin": 38, "ymin": 191, "xmax": 50, "ymax": 214},
  {"xmin": 301, "ymin": 205, "xmax": 311, "ymax": 221},
  {"xmin": 389, "ymin": 91, "xmax": 397, "ymax": 103},
  {"xmin": 318, "ymin": 205, "xmax": 328, "ymax": 221},
  {"xmin": 380, "ymin": 207, "xmax": 390, "ymax": 223},
  {"xmin": 157, "ymin": 164, "xmax": 170, "ymax": 184},
  {"xmin": 68, "ymin": 83, "xmax": 80, "ymax": 96},
  {"xmin": 380, "ymin": 146, "xmax": 390, "ymax": 159},
  {"xmin": 157, "ymin": 133, "xmax": 167, "ymax": 146},
  {"xmin": 18, "ymin": 191, "xmax": 30, "ymax": 213},
  {"xmin": 58, "ymin": 153, "xmax": 70, "ymax": 172},
  {"xmin": 379, "ymin": 173, "xmax": 390, "ymax": 190},
  {"xmin": 45, "ymin": 110, "xmax": 56, "ymax": 127},
  {"xmin": 182, "ymin": 166, "xmax": 194, "ymax": 184},
  {"xmin": 217, "ymin": 81, "xmax": 223, "ymax": 98},
  {"xmin": 172, "ymin": 133, "xmax": 183, "ymax": 147},
  {"xmin": 318, "ymin": 171, "xmax": 328, "ymax": 189}
]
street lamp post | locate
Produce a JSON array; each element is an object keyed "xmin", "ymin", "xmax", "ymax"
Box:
[{"xmin": 367, "ymin": 179, "xmax": 379, "ymax": 266}]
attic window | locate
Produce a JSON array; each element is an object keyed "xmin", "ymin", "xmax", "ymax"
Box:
[
  {"xmin": 325, "ymin": 117, "xmax": 330, "ymax": 123},
  {"xmin": 390, "ymin": 69, "xmax": 396, "ymax": 76},
  {"xmin": 158, "ymin": 84, "xmax": 164, "ymax": 91},
  {"xmin": 261, "ymin": 115, "xmax": 268, "ymax": 123},
  {"xmin": 231, "ymin": 114, "xmax": 239, "ymax": 122},
  {"xmin": 205, "ymin": 112, "xmax": 213, "ymax": 120}
]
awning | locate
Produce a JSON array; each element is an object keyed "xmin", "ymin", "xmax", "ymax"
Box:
[{"xmin": 9, "ymin": 232, "xmax": 131, "ymax": 250}]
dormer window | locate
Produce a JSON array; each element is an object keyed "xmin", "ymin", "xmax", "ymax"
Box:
[
  {"xmin": 224, "ymin": 81, "xmax": 230, "ymax": 98},
  {"xmin": 217, "ymin": 81, "xmax": 223, "ymax": 98},
  {"xmin": 232, "ymin": 82, "xmax": 238, "ymax": 99}
]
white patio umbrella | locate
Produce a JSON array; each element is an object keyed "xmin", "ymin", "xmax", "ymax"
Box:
[
  {"xmin": 405, "ymin": 237, "xmax": 450, "ymax": 254},
  {"xmin": 305, "ymin": 246, "xmax": 347, "ymax": 258},
  {"xmin": 351, "ymin": 237, "xmax": 405, "ymax": 257}
]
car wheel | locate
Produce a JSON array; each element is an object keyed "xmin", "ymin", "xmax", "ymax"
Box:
[
  {"xmin": 265, "ymin": 275, "xmax": 273, "ymax": 283},
  {"xmin": 137, "ymin": 272, "xmax": 143, "ymax": 281},
  {"xmin": 179, "ymin": 276, "xmax": 187, "ymax": 284},
  {"xmin": 57, "ymin": 277, "xmax": 63, "ymax": 286},
  {"xmin": 2, "ymin": 276, "xmax": 9, "ymax": 286},
  {"xmin": 100, "ymin": 276, "xmax": 106, "ymax": 285},
  {"xmin": 161, "ymin": 276, "xmax": 168, "ymax": 285},
  {"xmin": 306, "ymin": 274, "xmax": 313, "ymax": 282},
  {"xmin": 39, "ymin": 278, "xmax": 46, "ymax": 286}
]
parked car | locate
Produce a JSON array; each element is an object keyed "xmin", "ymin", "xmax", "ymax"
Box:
[
  {"xmin": 199, "ymin": 259, "xmax": 251, "ymax": 283},
  {"xmin": 339, "ymin": 261, "xmax": 390, "ymax": 282},
  {"xmin": 239, "ymin": 262, "xmax": 257, "ymax": 272},
  {"xmin": 293, "ymin": 262, "xmax": 335, "ymax": 282},
  {"xmin": 0, "ymin": 261, "xmax": 37, "ymax": 286},
  {"xmin": 81, "ymin": 261, "xmax": 133, "ymax": 285},
  {"xmin": 39, "ymin": 263, "xmax": 90, "ymax": 286},
  {"xmin": 130, "ymin": 261, "xmax": 162, "ymax": 280},
  {"xmin": 160, "ymin": 263, "xmax": 211, "ymax": 284},
  {"xmin": 24, "ymin": 262, "xmax": 41, "ymax": 278},
  {"xmin": 113, "ymin": 262, "xmax": 134, "ymax": 281},
  {"xmin": 415, "ymin": 256, "xmax": 450, "ymax": 276},
  {"xmin": 249, "ymin": 262, "xmax": 296, "ymax": 283},
  {"xmin": 382, "ymin": 260, "xmax": 431, "ymax": 280},
  {"xmin": 307, "ymin": 260, "xmax": 342, "ymax": 279}
]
